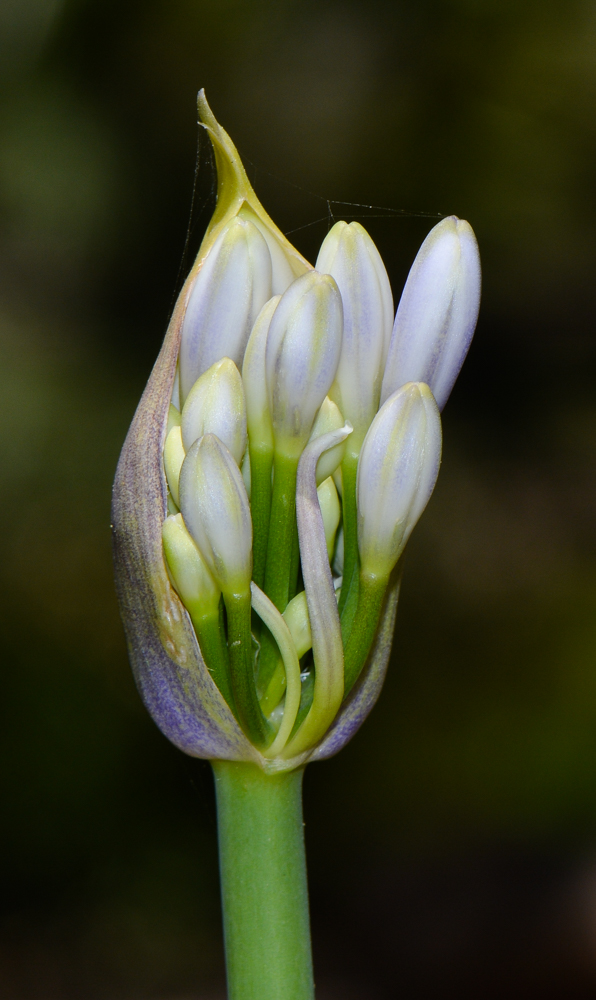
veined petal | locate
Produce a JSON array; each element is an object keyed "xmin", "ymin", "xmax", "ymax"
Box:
[
  {"xmin": 317, "ymin": 221, "xmax": 393, "ymax": 449},
  {"xmin": 266, "ymin": 272, "xmax": 343, "ymax": 459},
  {"xmin": 381, "ymin": 216, "xmax": 481, "ymax": 411},
  {"xmin": 181, "ymin": 357, "xmax": 247, "ymax": 465},
  {"xmin": 357, "ymin": 382, "xmax": 442, "ymax": 579},
  {"xmin": 179, "ymin": 433, "xmax": 253, "ymax": 597}
]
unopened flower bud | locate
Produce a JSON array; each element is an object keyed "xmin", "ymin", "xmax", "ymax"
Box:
[
  {"xmin": 266, "ymin": 272, "xmax": 343, "ymax": 459},
  {"xmin": 242, "ymin": 295, "xmax": 280, "ymax": 453},
  {"xmin": 309, "ymin": 396, "xmax": 346, "ymax": 485},
  {"xmin": 357, "ymin": 382, "xmax": 442, "ymax": 579},
  {"xmin": 317, "ymin": 476, "xmax": 341, "ymax": 559},
  {"xmin": 179, "ymin": 216, "xmax": 272, "ymax": 403},
  {"xmin": 179, "ymin": 433, "xmax": 253, "ymax": 598},
  {"xmin": 381, "ymin": 216, "xmax": 481, "ymax": 410},
  {"xmin": 181, "ymin": 357, "xmax": 247, "ymax": 465},
  {"xmin": 162, "ymin": 513, "xmax": 220, "ymax": 620},
  {"xmin": 238, "ymin": 205, "xmax": 296, "ymax": 295},
  {"xmin": 163, "ymin": 424, "xmax": 186, "ymax": 507},
  {"xmin": 167, "ymin": 402, "xmax": 181, "ymax": 433},
  {"xmin": 316, "ymin": 221, "xmax": 393, "ymax": 449}
]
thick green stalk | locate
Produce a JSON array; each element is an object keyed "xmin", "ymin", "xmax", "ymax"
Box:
[
  {"xmin": 342, "ymin": 571, "xmax": 388, "ymax": 695},
  {"xmin": 259, "ymin": 452, "xmax": 299, "ymax": 695},
  {"xmin": 191, "ymin": 601, "xmax": 235, "ymax": 713},
  {"xmin": 264, "ymin": 452, "xmax": 299, "ymax": 611},
  {"xmin": 213, "ymin": 761, "xmax": 314, "ymax": 1000},
  {"xmin": 249, "ymin": 445, "xmax": 273, "ymax": 591},
  {"xmin": 225, "ymin": 592, "xmax": 270, "ymax": 748}
]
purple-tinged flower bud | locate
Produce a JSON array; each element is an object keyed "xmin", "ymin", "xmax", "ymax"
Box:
[
  {"xmin": 179, "ymin": 433, "xmax": 253, "ymax": 598},
  {"xmin": 266, "ymin": 272, "xmax": 343, "ymax": 459},
  {"xmin": 179, "ymin": 216, "xmax": 272, "ymax": 403},
  {"xmin": 357, "ymin": 382, "xmax": 442, "ymax": 579},
  {"xmin": 316, "ymin": 221, "xmax": 393, "ymax": 450},
  {"xmin": 381, "ymin": 217, "xmax": 481, "ymax": 411},
  {"xmin": 181, "ymin": 358, "xmax": 247, "ymax": 466}
]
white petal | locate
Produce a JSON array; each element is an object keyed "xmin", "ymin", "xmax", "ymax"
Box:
[
  {"xmin": 181, "ymin": 358, "xmax": 247, "ymax": 465},
  {"xmin": 357, "ymin": 382, "xmax": 442, "ymax": 578},
  {"xmin": 179, "ymin": 216, "xmax": 272, "ymax": 402},
  {"xmin": 381, "ymin": 217, "xmax": 480, "ymax": 411},
  {"xmin": 317, "ymin": 221, "xmax": 393, "ymax": 445},
  {"xmin": 265, "ymin": 271, "xmax": 343, "ymax": 458},
  {"xmin": 178, "ymin": 433, "xmax": 253, "ymax": 596}
]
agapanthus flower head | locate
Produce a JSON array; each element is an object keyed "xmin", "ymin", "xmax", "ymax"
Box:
[{"xmin": 112, "ymin": 92, "xmax": 480, "ymax": 772}]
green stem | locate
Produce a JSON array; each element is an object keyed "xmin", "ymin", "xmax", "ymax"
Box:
[
  {"xmin": 213, "ymin": 761, "xmax": 314, "ymax": 1000},
  {"xmin": 342, "ymin": 571, "xmax": 388, "ymax": 696},
  {"xmin": 225, "ymin": 592, "xmax": 270, "ymax": 748},
  {"xmin": 258, "ymin": 453, "xmax": 299, "ymax": 695},
  {"xmin": 337, "ymin": 456, "xmax": 359, "ymax": 616},
  {"xmin": 191, "ymin": 601, "xmax": 235, "ymax": 713},
  {"xmin": 249, "ymin": 445, "xmax": 273, "ymax": 591},
  {"xmin": 264, "ymin": 452, "xmax": 299, "ymax": 611},
  {"xmin": 339, "ymin": 563, "xmax": 359, "ymax": 647}
]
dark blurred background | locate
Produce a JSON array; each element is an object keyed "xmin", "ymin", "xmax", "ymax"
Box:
[{"xmin": 2, "ymin": 1, "xmax": 596, "ymax": 997}]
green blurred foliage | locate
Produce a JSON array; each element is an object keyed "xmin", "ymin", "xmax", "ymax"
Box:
[{"xmin": 2, "ymin": 0, "xmax": 596, "ymax": 996}]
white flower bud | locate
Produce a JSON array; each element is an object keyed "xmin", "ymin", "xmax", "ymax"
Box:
[
  {"xmin": 238, "ymin": 205, "xmax": 296, "ymax": 295},
  {"xmin": 163, "ymin": 425, "xmax": 185, "ymax": 507},
  {"xmin": 167, "ymin": 402, "xmax": 181, "ymax": 434},
  {"xmin": 317, "ymin": 476, "xmax": 341, "ymax": 559},
  {"xmin": 309, "ymin": 396, "xmax": 346, "ymax": 485},
  {"xmin": 162, "ymin": 513, "xmax": 220, "ymax": 619},
  {"xmin": 357, "ymin": 382, "xmax": 442, "ymax": 579},
  {"xmin": 181, "ymin": 358, "xmax": 247, "ymax": 466},
  {"xmin": 178, "ymin": 433, "xmax": 253, "ymax": 597},
  {"xmin": 316, "ymin": 221, "xmax": 393, "ymax": 448},
  {"xmin": 179, "ymin": 216, "xmax": 272, "ymax": 402},
  {"xmin": 242, "ymin": 295, "xmax": 280, "ymax": 453},
  {"xmin": 381, "ymin": 216, "xmax": 481, "ymax": 411},
  {"xmin": 265, "ymin": 271, "xmax": 343, "ymax": 459}
]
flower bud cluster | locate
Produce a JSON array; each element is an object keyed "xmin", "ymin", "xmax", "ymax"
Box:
[{"xmin": 112, "ymin": 93, "xmax": 481, "ymax": 772}]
